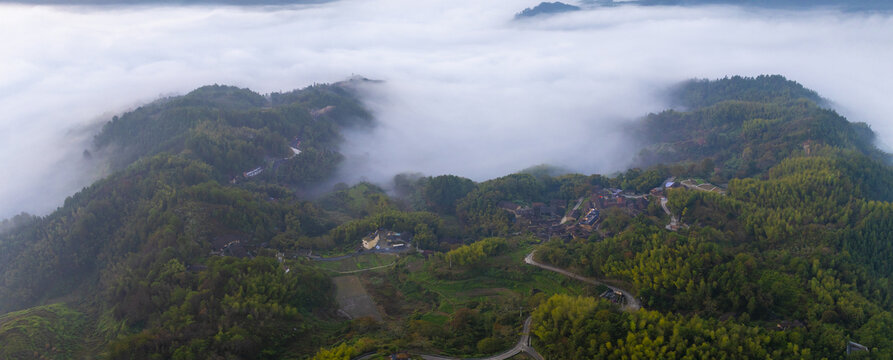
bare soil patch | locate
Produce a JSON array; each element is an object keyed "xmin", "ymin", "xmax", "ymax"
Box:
[{"xmin": 332, "ymin": 275, "xmax": 382, "ymax": 321}]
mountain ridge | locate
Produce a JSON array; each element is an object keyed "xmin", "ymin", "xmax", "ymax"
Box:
[{"xmin": 2, "ymin": 75, "xmax": 893, "ymax": 358}]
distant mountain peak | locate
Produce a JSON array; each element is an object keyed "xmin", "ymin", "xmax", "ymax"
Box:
[{"xmin": 515, "ymin": 2, "xmax": 582, "ymax": 19}]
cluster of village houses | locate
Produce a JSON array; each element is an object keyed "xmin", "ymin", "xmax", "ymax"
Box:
[
  {"xmin": 498, "ymin": 187, "xmax": 652, "ymax": 242},
  {"xmin": 345, "ymin": 183, "xmax": 664, "ymax": 253},
  {"xmin": 216, "ymin": 172, "xmax": 724, "ymax": 260},
  {"xmin": 498, "ymin": 177, "xmax": 725, "ymax": 242},
  {"xmin": 361, "ymin": 229, "xmax": 410, "ymax": 251},
  {"xmin": 210, "ymin": 235, "xmax": 252, "ymax": 258}
]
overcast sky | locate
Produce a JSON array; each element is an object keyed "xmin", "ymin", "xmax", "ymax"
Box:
[{"xmin": 2, "ymin": 0, "xmax": 893, "ymax": 218}]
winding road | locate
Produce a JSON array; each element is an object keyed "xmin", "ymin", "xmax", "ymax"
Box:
[
  {"xmin": 418, "ymin": 316, "xmax": 543, "ymax": 360},
  {"xmin": 350, "ymin": 249, "xmax": 642, "ymax": 360},
  {"xmin": 525, "ymin": 250, "xmax": 641, "ymax": 311},
  {"xmin": 412, "ymin": 251, "xmax": 642, "ymax": 360}
]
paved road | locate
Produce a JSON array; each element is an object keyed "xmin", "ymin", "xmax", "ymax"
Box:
[
  {"xmin": 348, "ymin": 248, "xmax": 645, "ymax": 360},
  {"xmin": 418, "ymin": 316, "xmax": 544, "ymax": 360},
  {"xmin": 411, "ymin": 251, "xmax": 644, "ymax": 360},
  {"xmin": 525, "ymin": 250, "xmax": 641, "ymax": 311},
  {"xmin": 516, "ymin": 316, "xmax": 545, "ymax": 360},
  {"xmin": 349, "ymin": 311, "xmax": 543, "ymax": 360}
]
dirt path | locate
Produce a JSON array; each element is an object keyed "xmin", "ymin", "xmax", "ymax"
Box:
[
  {"xmin": 660, "ymin": 196, "xmax": 679, "ymax": 231},
  {"xmin": 324, "ymin": 260, "xmax": 397, "ymax": 274},
  {"xmin": 309, "ymin": 247, "xmax": 412, "ymax": 262},
  {"xmin": 560, "ymin": 197, "xmax": 584, "ymax": 225}
]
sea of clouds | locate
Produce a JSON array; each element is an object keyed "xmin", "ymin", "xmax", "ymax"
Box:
[{"xmin": 2, "ymin": 0, "xmax": 893, "ymax": 218}]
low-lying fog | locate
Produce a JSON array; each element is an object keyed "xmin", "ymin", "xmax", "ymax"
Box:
[{"xmin": 2, "ymin": 0, "xmax": 893, "ymax": 218}]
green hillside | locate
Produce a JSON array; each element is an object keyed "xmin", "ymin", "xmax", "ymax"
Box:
[
  {"xmin": 0, "ymin": 304, "xmax": 85, "ymax": 360},
  {"xmin": 93, "ymin": 80, "xmax": 372, "ymax": 179},
  {"xmin": 534, "ymin": 77, "xmax": 893, "ymax": 358},
  {"xmin": 0, "ymin": 79, "xmax": 375, "ymax": 359},
  {"xmin": 1, "ymin": 75, "xmax": 892, "ymax": 358},
  {"xmin": 634, "ymin": 75, "xmax": 885, "ymax": 180}
]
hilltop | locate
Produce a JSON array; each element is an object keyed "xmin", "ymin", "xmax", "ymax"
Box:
[
  {"xmin": 0, "ymin": 79, "xmax": 376, "ymax": 358},
  {"xmin": 633, "ymin": 75, "xmax": 886, "ymax": 180},
  {"xmin": 514, "ymin": 2, "xmax": 581, "ymax": 19}
]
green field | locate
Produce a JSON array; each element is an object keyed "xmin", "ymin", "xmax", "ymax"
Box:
[{"xmin": 402, "ymin": 243, "xmax": 592, "ymax": 314}]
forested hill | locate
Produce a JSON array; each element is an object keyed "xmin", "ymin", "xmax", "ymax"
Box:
[
  {"xmin": 0, "ymin": 79, "xmax": 377, "ymax": 359},
  {"xmin": 514, "ymin": 2, "xmax": 581, "ymax": 19},
  {"xmin": 531, "ymin": 77, "xmax": 893, "ymax": 358},
  {"xmin": 670, "ymin": 75, "xmax": 824, "ymax": 109},
  {"xmin": 3, "ymin": 75, "xmax": 893, "ymax": 359},
  {"xmin": 93, "ymin": 80, "xmax": 372, "ymax": 185},
  {"xmin": 633, "ymin": 75, "xmax": 887, "ymax": 180}
]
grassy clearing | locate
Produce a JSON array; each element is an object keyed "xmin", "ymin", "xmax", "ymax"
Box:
[
  {"xmin": 402, "ymin": 243, "xmax": 591, "ymax": 314},
  {"xmin": 419, "ymin": 313, "xmax": 449, "ymax": 326}
]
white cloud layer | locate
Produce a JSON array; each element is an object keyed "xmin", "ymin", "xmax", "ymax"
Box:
[{"xmin": 2, "ymin": 1, "xmax": 893, "ymax": 218}]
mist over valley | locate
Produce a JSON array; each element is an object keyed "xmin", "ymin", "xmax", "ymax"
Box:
[
  {"xmin": 3, "ymin": 2, "xmax": 893, "ymax": 358},
  {"xmin": 3, "ymin": 0, "xmax": 893, "ymax": 218}
]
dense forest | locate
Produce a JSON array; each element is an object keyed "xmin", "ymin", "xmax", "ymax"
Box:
[
  {"xmin": 633, "ymin": 75, "xmax": 883, "ymax": 179},
  {"xmin": 1, "ymin": 75, "xmax": 893, "ymax": 359},
  {"xmin": 0, "ymin": 79, "xmax": 377, "ymax": 358},
  {"xmin": 534, "ymin": 77, "xmax": 893, "ymax": 358}
]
